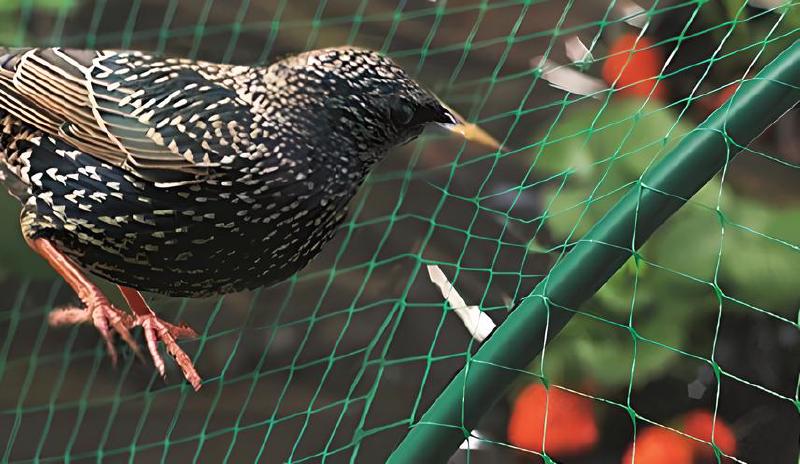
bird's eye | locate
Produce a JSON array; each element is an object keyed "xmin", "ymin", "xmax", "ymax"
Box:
[{"xmin": 390, "ymin": 98, "xmax": 416, "ymax": 126}]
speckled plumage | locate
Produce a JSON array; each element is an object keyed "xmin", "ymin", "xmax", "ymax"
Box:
[{"xmin": 0, "ymin": 46, "xmax": 457, "ymax": 297}]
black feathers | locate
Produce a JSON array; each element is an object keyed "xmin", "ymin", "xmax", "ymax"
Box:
[{"xmin": 0, "ymin": 46, "xmax": 455, "ymax": 297}]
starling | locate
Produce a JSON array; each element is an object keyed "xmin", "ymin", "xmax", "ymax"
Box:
[{"xmin": 0, "ymin": 46, "xmax": 499, "ymax": 390}]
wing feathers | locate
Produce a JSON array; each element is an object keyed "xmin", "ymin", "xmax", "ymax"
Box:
[{"xmin": 0, "ymin": 47, "xmax": 254, "ymax": 184}]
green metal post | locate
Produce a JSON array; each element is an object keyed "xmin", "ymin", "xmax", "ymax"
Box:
[{"xmin": 388, "ymin": 40, "xmax": 800, "ymax": 463}]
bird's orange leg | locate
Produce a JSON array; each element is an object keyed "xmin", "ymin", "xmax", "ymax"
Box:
[
  {"xmin": 117, "ymin": 286, "xmax": 202, "ymax": 391},
  {"xmin": 28, "ymin": 238, "xmax": 142, "ymax": 365}
]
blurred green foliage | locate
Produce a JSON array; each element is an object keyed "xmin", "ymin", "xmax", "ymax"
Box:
[
  {"xmin": 0, "ymin": 0, "xmax": 75, "ymax": 280},
  {"xmin": 698, "ymin": 0, "xmax": 800, "ymax": 82},
  {"xmin": 0, "ymin": 0, "xmax": 74, "ymax": 11},
  {"xmin": 0, "ymin": 0, "xmax": 75, "ymax": 44},
  {"xmin": 532, "ymin": 97, "xmax": 800, "ymax": 390},
  {"xmin": 712, "ymin": 0, "xmax": 800, "ymax": 72},
  {"xmin": 0, "ymin": 191, "xmax": 54, "ymax": 279}
]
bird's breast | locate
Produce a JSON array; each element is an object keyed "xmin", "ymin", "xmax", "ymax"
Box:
[{"xmin": 33, "ymin": 157, "xmax": 354, "ymax": 296}]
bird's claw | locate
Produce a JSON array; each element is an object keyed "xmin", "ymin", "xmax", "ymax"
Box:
[
  {"xmin": 135, "ymin": 315, "xmax": 202, "ymax": 391},
  {"xmin": 48, "ymin": 301, "xmax": 201, "ymax": 391},
  {"xmin": 33, "ymin": 239, "xmax": 201, "ymax": 390},
  {"xmin": 48, "ymin": 301, "xmax": 141, "ymax": 366}
]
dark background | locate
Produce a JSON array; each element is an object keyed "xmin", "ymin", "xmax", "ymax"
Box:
[{"xmin": 0, "ymin": 1, "xmax": 798, "ymax": 463}]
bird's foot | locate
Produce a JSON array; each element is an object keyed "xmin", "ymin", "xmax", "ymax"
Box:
[
  {"xmin": 134, "ymin": 314, "xmax": 201, "ymax": 391},
  {"xmin": 48, "ymin": 298, "xmax": 142, "ymax": 366},
  {"xmin": 30, "ymin": 239, "xmax": 202, "ymax": 390}
]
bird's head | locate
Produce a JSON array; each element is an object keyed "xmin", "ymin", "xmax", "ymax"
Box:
[{"xmin": 271, "ymin": 47, "xmax": 500, "ymax": 160}]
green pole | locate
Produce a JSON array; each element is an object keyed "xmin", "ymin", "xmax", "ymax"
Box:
[{"xmin": 388, "ymin": 40, "xmax": 800, "ymax": 463}]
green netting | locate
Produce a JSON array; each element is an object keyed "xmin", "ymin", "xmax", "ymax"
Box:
[{"xmin": 0, "ymin": 1, "xmax": 798, "ymax": 463}]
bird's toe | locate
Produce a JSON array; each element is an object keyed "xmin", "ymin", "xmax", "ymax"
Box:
[
  {"xmin": 48, "ymin": 302, "xmax": 140, "ymax": 366},
  {"xmin": 96, "ymin": 303, "xmax": 143, "ymax": 364},
  {"xmin": 136, "ymin": 315, "xmax": 202, "ymax": 391}
]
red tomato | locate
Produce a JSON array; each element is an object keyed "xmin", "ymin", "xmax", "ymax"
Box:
[
  {"xmin": 682, "ymin": 409, "xmax": 737, "ymax": 458},
  {"xmin": 621, "ymin": 427, "xmax": 695, "ymax": 464},
  {"xmin": 507, "ymin": 383, "xmax": 598, "ymax": 458},
  {"xmin": 602, "ymin": 33, "xmax": 667, "ymax": 100},
  {"xmin": 699, "ymin": 83, "xmax": 741, "ymax": 114}
]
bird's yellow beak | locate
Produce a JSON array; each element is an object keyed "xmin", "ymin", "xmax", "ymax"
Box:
[{"xmin": 438, "ymin": 102, "xmax": 503, "ymax": 151}]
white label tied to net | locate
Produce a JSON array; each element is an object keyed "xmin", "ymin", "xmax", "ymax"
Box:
[
  {"xmin": 426, "ymin": 265, "xmax": 496, "ymax": 343},
  {"xmin": 532, "ymin": 56, "xmax": 606, "ymax": 98},
  {"xmin": 565, "ymin": 36, "xmax": 594, "ymax": 65}
]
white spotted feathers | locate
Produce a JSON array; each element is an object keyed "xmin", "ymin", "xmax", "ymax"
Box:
[{"xmin": 0, "ymin": 46, "xmax": 456, "ymax": 297}]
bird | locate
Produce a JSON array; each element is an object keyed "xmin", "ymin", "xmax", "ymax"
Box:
[{"xmin": 0, "ymin": 46, "xmax": 500, "ymax": 391}]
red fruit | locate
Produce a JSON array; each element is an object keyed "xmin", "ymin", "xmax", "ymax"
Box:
[
  {"xmin": 682, "ymin": 409, "xmax": 737, "ymax": 458},
  {"xmin": 602, "ymin": 33, "xmax": 666, "ymax": 100},
  {"xmin": 699, "ymin": 84, "xmax": 740, "ymax": 114},
  {"xmin": 507, "ymin": 383, "xmax": 598, "ymax": 458},
  {"xmin": 712, "ymin": 84, "xmax": 739, "ymax": 109},
  {"xmin": 621, "ymin": 427, "xmax": 694, "ymax": 464}
]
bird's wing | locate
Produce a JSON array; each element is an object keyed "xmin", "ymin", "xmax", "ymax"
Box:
[{"xmin": 0, "ymin": 47, "xmax": 255, "ymax": 185}]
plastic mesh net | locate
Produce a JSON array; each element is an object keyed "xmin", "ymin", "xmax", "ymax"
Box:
[{"xmin": 0, "ymin": 1, "xmax": 798, "ymax": 463}]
